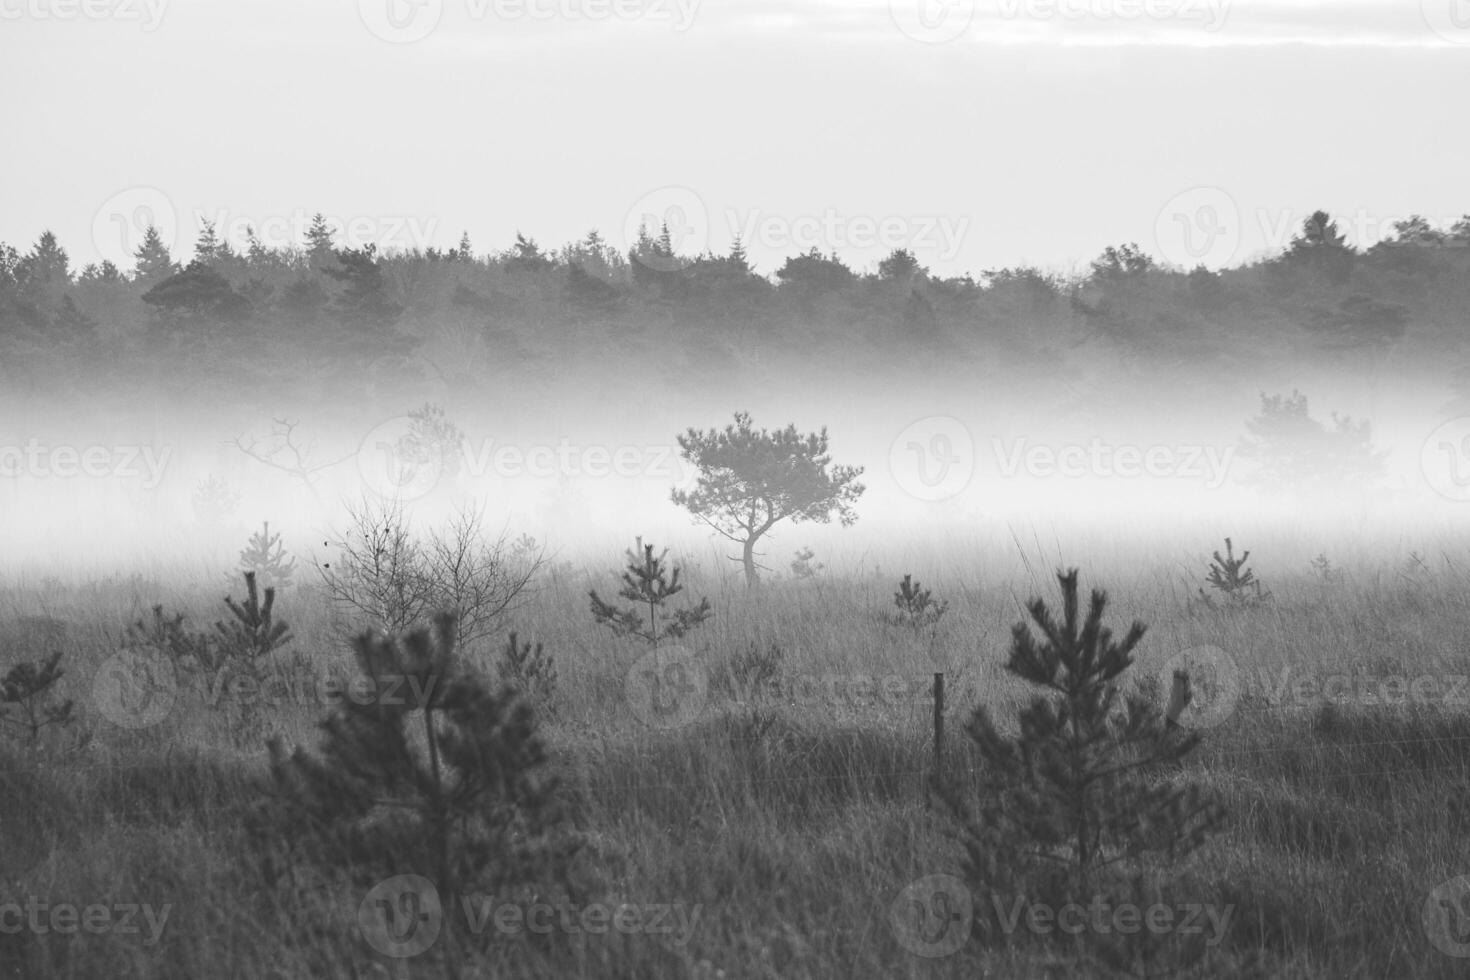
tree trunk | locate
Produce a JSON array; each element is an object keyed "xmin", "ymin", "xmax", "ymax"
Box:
[{"xmin": 742, "ymin": 536, "xmax": 759, "ymax": 588}]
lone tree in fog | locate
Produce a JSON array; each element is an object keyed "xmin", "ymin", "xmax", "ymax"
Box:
[
  {"xmin": 671, "ymin": 411, "xmax": 865, "ymax": 588},
  {"xmin": 1240, "ymin": 390, "xmax": 1387, "ymax": 498}
]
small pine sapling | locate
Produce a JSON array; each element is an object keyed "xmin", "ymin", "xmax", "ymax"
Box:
[
  {"xmin": 790, "ymin": 547, "xmax": 824, "ymax": 579},
  {"xmin": 249, "ymin": 614, "xmax": 579, "ymax": 969},
  {"xmin": 238, "ymin": 520, "xmax": 298, "ymax": 590},
  {"xmin": 1310, "ymin": 552, "xmax": 1341, "ymax": 585},
  {"xmin": 1199, "ymin": 537, "xmax": 1271, "ymax": 606},
  {"xmin": 589, "ymin": 538, "xmax": 713, "ymax": 646},
  {"xmin": 192, "ymin": 473, "xmax": 241, "ymax": 525},
  {"xmin": 215, "ymin": 571, "xmax": 293, "ymax": 665},
  {"xmin": 124, "ymin": 604, "xmax": 213, "ymax": 672},
  {"xmin": 497, "ymin": 632, "xmax": 558, "ymax": 714},
  {"xmin": 938, "ymin": 569, "xmax": 1224, "ymax": 973},
  {"xmin": 213, "ymin": 572, "xmax": 294, "ymax": 741},
  {"xmin": 724, "ymin": 640, "xmax": 785, "ymax": 702},
  {"xmin": 888, "ymin": 573, "xmax": 949, "ymax": 630},
  {"xmin": 0, "ymin": 651, "xmax": 74, "ymax": 745}
]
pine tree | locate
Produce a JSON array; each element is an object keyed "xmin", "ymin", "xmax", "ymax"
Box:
[
  {"xmin": 938, "ymin": 569, "xmax": 1223, "ymax": 969},
  {"xmin": 324, "ymin": 243, "xmax": 403, "ymax": 335},
  {"xmin": 672, "ymin": 412, "xmax": 865, "ymax": 588},
  {"xmin": 52, "ymin": 295, "xmax": 99, "ymax": 340},
  {"xmin": 878, "ymin": 247, "xmax": 923, "ymax": 283},
  {"xmin": 0, "ymin": 650, "xmax": 74, "ymax": 746},
  {"xmin": 77, "ymin": 260, "xmax": 123, "ymax": 284},
  {"xmin": 1198, "ymin": 537, "xmax": 1271, "ymax": 606},
  {"xmin": 505, "ymin": 232, "xmax": 553, "ymax": 273},
  {"xmin": 1282, "ymin": 209, "xmax": 1356, "ymax": 284},
  {"xmin": 237, "ymin": 521, "xmax": 298, "ymax": 590},
  {"xmin": 303, "ymin": 212, "xmax": 336, "ymax": 269},
  {"xmin": 21, "ymin": 231, "xmax": 70, "ymax": 286},
  {"xmin": 132, "ymin": 224, "xmax": 177, "ymax": 282},
  {"xmin": 193, "ymin": 219, "xmax": 221, "ymax": 265},
  {"xmin": 244, "ymin": 224, "xmax": 276, "ymax": 268},
  {"xmin": 248, "ymin": 614, "xmax": 580, "ymax": 967},
  {"xmin": 728, "ymin": 233, "xmax": 750, "ymax": 272},
  {"xmin": 589, "ymin": 538, "xmax": 712, "ymax": 645}
]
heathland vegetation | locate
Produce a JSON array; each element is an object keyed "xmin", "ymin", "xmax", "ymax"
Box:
[{"xmin": 4, "ymin": 519, "xmax": 1470, "ymax": 977}]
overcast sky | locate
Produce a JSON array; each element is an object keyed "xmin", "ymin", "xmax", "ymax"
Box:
[{"xmin": 2, "ymin": 0, "xmax": 1466, "ymax": 278}]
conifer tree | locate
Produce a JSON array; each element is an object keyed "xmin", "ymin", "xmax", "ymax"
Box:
[
  {"xmin": 250, "ymin": 614, "xmax": 578, "ymax": 968},
  {"xmin": 193, "ymin": 218, "xmax": 221, "ymax": 265},
  {"xmin": 672, "ymin": 412, "xmax": 865, "ymax": 587},
  {"xmin": 589, "ymin": 537, "xmax": 712, "ymax": 645},
  {"xmin": 303, "ymin": 212, "xmax": 336, "ymax": 269},
  {"xmin": 939, "ymin": 569, "xmax": 1223, "ymax": 970},
  {"xmin": 728, "ymin": 233, "xmax": 750, "ymax": 272},
  {"xmin": 132, "ymin": 224, "xmax": 177, "ymax": 282}
]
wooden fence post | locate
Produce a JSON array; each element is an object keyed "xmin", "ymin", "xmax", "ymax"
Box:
[{"xmin": 932, "ymin": 671, "xmax": 945, "ymax": 788}]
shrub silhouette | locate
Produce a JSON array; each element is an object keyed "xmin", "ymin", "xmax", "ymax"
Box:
[
  {"xmin": 249, "ymin": 613, "xmax": 579, "ymax": 969},
  {"xmin": 589, "ymin": 537, "xmax": 712, "ymax": 647},
  {"xmin": 938, "ymin": 569, "xmax": 1224, "ymax": 973}
]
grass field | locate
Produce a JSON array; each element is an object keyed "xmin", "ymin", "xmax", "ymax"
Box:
[{"xmin": 3, "ymin": 517, "xmax": 1470, "ymax": 979}]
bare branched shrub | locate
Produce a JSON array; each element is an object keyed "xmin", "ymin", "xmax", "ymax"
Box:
[
  {"xmin": 316, "ymin": 497, "xmax": 432, "ymax": 639},
  {"xmin": 317, "ymin": 498, "xmax": 543, "ymax": 658}
]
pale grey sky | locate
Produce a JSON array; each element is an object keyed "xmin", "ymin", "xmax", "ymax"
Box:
[{"xmin": 2, "ymin": 0, "xmax": 1466, "ymax": 277}]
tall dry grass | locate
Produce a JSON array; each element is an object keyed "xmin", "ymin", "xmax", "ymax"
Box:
[{"xmin": 1, "ymin": 519, "xmax": 1469, "ymax": 977}]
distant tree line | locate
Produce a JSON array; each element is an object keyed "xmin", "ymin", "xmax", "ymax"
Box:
[{"xmin": 2, "ymin": 208, "xmax": 1468, "ymax": 407}]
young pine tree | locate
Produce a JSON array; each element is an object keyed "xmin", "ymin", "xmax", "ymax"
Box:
[
  {"xmin": 589, "ymin": 537, "xmax": 712, "ymax": 647},
  {"xmin": 250, "ymin": 613, "xmax": 579, "ymax": 971},
  {"xmin": 938, "ymin": 569, "xmax": 1223, "ymax": 970}
]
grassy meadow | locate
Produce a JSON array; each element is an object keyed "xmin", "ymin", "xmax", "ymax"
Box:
[{"xmin": 3, "ymin": 517, "xmax": 1470, "ymax": 979}]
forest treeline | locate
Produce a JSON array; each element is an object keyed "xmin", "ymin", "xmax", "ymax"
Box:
[{"xmin": 3, "ymin": 209, "xmax": 1469, "ymax": 410}]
